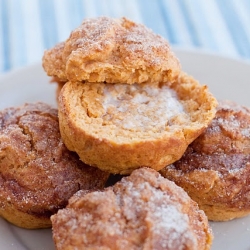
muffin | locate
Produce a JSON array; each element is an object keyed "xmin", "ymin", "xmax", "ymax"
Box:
[
  {"xmin": 51, "ymin": 167, "xmax": 213, "ymax": 250},
  {"xmin": 161, "ymin": 101, "xmax": 250, "ymax": 221},
  {"xmin": 58, "ymin": 73, "xmax": 217, "ymax": 174},
  {"xmin": 0, "ymin": 102, "xmax": 109, "ymax": 229},
  {"xmin": 42, "ymin": 16, "xmax": 181, "ymax": 85}
]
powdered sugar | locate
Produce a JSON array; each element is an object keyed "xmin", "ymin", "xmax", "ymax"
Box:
[
  {"xmin": 52, "ymin": 168, "xmax": 209, "ymax": 249},
  {"xmin": 215, "ymin": 102, "xmax": 250, "ymax": 138},
  {"xmin": 115, "ymin": 170, "xmax": 198, "ymax": 249},
  {"xmin": 216, "ymin": 115, "xmax": 249, "ymax": 138}
]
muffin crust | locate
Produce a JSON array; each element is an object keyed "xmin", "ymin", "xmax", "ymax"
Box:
[
  {"xmin": 161, "ymin": 101, "xmax": 250, "ymax": 221},
  {"xmin": 43, "ymin": 17, "xmax": 181, "ymax": 85},
  {"xmin": 0, "ymin": 102, "xmax": 109, "ymax": 228},
  {"xmin": 51, "ymin": 168, "xmax": 213, "ymax": 250},
  {"xmin": 58, "ymin": 73, "xmax": 217, "ymax": 174}
]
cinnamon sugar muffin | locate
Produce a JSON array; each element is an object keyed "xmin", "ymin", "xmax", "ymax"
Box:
[
  {"xmin": 0, "ymin": 102, "xmax": 109, "ymax": 229},
  {"xmin": 42, "ymin": 16, "xmax": 181, "ymax": 85},
  {"xmin": 51, "ymin": 168, "xmax": 213, "ymax": 250},
  {"xmin": 161, "ymin": 101, "xmax": 250, "ymax": 221},
  {"xmin": 58, "ymin": 72, "xmax": 217, "ymax": 174}
]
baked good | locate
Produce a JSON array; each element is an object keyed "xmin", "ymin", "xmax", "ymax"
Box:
[
  {"xmin": 42, "ymin": 16, "xmax": 181, "ymax": 85},
  {"xmin": 0, "ymin": 102, "xmax": 109, "ymax": 229},
  {"xmin": 160, "ymin": 101, "xmax": 250, "ymax": 221},
  {"xmin": 51, "ymin": 167, "xmax": 213, "ymax": 250},
  {"xmin": 43, "ymin": 42, "xmax": 66, "ymax": 83},
  {"xmin": 58, "ymin": 72, "xmax": 217, "ymax": 174}
]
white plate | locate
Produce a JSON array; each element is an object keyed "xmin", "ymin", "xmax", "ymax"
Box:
[{"xmin": 0, "ymin": 49, "xmax": 250, "ymax": 250}]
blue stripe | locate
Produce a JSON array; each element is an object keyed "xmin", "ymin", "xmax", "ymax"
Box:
[
  {"xmin": 91, "ymin": 0, "xmax": 103, "ymax": 17},
  {"xmin": 187, "ymin": 0, "xmax": 218, "ymax": 50},
  {"xmin": 0, "ymin": 0, "xmax": 10, "ymax": 71},
  {"xmin": 157, "ymin": 0, "xmax": 179, "ymax": 44},
  {"xmin": 13, "ymin": 1, "xmax": 27, "ymax": 67},
  {"xmin": 67, "ymin": 0, "xmax": 85, "ymax": 29},
  {"xmin": 176, "ymin": 0, "xmax": 201, "ymax": 47},
  {"xmin": 216, "ymin": 0, "xmax": 250, "ymax": 58},
  {"xmin": 136, "ymin": 0, "xmax": 168, "ymax": 39},
  {"xmin": 38, "ymin": 0, "xmax": 58, "ymax": 49},
  {"xmin": 243, "ymin": 0, "xmax": 250, "ymax": 12},
  {"xmin": 1, "ymin": 0, "xmax": 250, "ymax": 75},
  {"xmin": 106, "ymin": 0, "xmax": 120, "ymax": 18}
]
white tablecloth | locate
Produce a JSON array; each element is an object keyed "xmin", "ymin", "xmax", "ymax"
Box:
[{"xmin": 0, "ymin": 0, "xmax": 250, "ymax": 75}]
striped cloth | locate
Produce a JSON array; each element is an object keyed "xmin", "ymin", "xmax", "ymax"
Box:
[{"xmin": 1, "ymin": 0, "xmax": 250, "ymax": 75}]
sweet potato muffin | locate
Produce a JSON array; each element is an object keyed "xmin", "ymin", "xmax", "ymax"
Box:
[
  {"xmin": 51, "ymin": 167, "xmax": 213, "ymax": 250},
  {"xmin": 58, "ymin": 72, "xmax": 217, "ymax": 174},
  {"xmin": 161, "ymin": 101, "xmax": 250, "ymax": 221},
  {"xmin": 0, "ymin": 102, "xmax": 109, "ymax": 229},
  {"xmin": 42, "ymin": 16, "xmax": 181, "ymax": 85}
]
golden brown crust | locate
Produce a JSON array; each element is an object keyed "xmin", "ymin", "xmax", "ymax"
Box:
[
  {"xmin": 43, "ymin": 42, "xmax": 66, "ymax": 81},
  {"xmin": 58, "ymin": 72, "xmax": 217, "ymax": 174},
  {"xmin": 0, "ymin": 102, "xmax": 109, "ymax": 229},
  {"xmin": 51, "ymin": 168, "xmax": 213, "ymax": 250},
  {"xmin": 160, "ymin": 101, "xmax": 250, "ymax": 221},
  {"xmin": 42, "ymin": 17, "xmax": 181, "ymax": 84}
]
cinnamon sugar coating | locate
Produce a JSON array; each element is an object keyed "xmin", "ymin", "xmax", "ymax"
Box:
[
  {"xmin": 51, "ymin": 168, "xmax": 213, "ymax": 250},
  {"xmin": 161, "ymin": 101, "xmax": 250, "ymax": 221},
  {"xmin": 0, "ymin": 102, "xmax": 109, "ymax": 229},
  {"xmin": 42, "ymin": 17, "xmax": 181, "ymax": 84}
]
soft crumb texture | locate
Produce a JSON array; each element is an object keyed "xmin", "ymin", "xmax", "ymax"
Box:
[
  {"xmin": 0, "ymin": 102, "xmax": 109, "ymax": 229},
  {"xmin": 58, "ymin": 72, "xmax": 217, "ymax": 174},
  {"xmin": 42, "ymin": 16, "xmax": 181, "ymax": 84},
  {"xmin": 51, "ymin": 168, "xmax": 213, "ymax": 250},
  {"xmin": 160, "ymin": 101, "xmax": 250, "ymax": 221}
]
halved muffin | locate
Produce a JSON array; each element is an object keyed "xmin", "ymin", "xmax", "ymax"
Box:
[{"xmin": 58, "ymin": 73, "xmax": 217, "ymax": 174}]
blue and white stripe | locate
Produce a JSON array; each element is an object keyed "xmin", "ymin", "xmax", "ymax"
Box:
[{"xmin": 0, "ymin": 0, "xmax": 250, "ymax": 75}]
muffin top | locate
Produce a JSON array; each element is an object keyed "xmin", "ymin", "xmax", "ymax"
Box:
[
  {"xmin": 42, "ymin": 16, "xmax": 181, "ymax": 84},
  {"xmin": 51, "ymin": 168, "xmax": 213, "ymax": 250}
]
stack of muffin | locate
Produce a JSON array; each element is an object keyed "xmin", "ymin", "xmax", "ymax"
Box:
[
  {"xmin": 2, "ymin": 16, "xmax": 250, "ymax": 250},
  {"xmin": 42, "ymin": 17, "xmax": 217, "ymax": 250},
  {"xmin": 43, "ymin": 17, "xmax": 217, "ymax": 175}
]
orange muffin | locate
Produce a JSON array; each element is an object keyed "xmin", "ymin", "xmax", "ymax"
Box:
[
  {"xmin": 0, "ymin": 102, "xmax": 109, "ymax": 229},
  {"xmin": 58, "ymin": 73, "xmax": 217, "ymax": 174},
  {"xmin": 42, "ymin": 16, "xmax": 181, "ymax": 85},
  {"xmin": 51, "ymin": 168, "xmax": 213, "ymax": 250},
  {"xmin": 161, "ymin": 101, "xmax": 250, "ymax": 221}
]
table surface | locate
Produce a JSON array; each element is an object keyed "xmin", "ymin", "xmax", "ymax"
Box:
[{"xmin": 0, "ymin": 0, "xmax": 250, "ymax": 76}]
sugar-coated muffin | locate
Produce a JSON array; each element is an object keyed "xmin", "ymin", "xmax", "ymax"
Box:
[
  {"xmin": 42, "ymin": 16, "xmax": 181, "ymax": 85},
  {"xmin": 161, "ymin": 101, "xmax": 250, "ymax": 221},
  {"xmin": 51, "ymin": 167, "xmax": 213, "ymax": 250},
  {"xmin": 0, "ymin": 102, "xmax": 109, "ymax": 229}
]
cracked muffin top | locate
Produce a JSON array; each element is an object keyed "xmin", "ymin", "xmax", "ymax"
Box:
[
  {"xmin": 160, "ymin": 101, "xmax": 250, "ymax": 221},
  {"xmin": 42, "ymin": 16, "xmax": 181, "ymax": 84},
  {"xmin": 0, "ymin": 102, "xmax": 109, "ymax": 229},
  {"xmin": 51, "ymin": 167, "xmax": 213, "ymax": 250}
]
